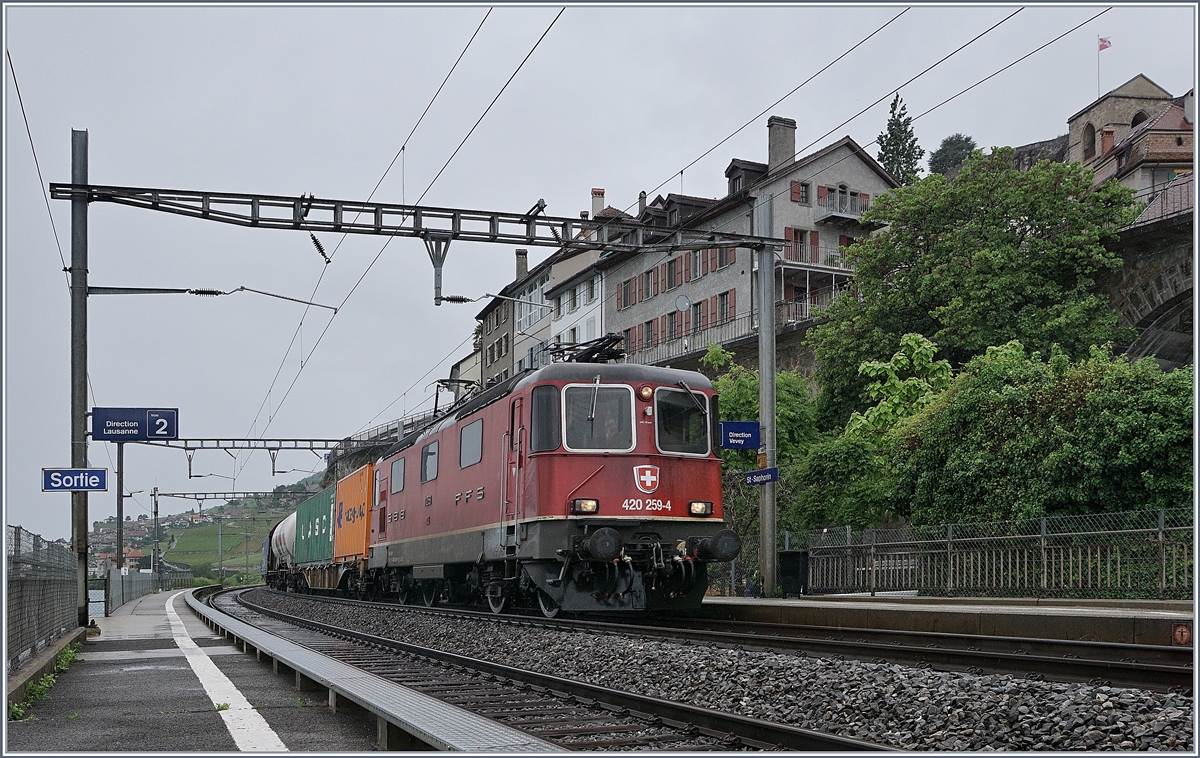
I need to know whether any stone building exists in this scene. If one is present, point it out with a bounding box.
[1090,93,1193,202]
[1066,74,1177,167]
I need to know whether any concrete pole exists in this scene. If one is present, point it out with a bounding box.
[756,239,778,598]
[116,442,124,570]
[218,518,223,585]
[70,129,89,628]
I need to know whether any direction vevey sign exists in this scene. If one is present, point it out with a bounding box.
[719,421,760,449]
[43,468,109,492]
[92,407,179,441]
[743,467,779,486]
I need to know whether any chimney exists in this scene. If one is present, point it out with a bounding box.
[767,115,797,173]
[1185,91,1195,125]
[1100,127,1115,155]
[515,248,528,280]
[591,188,605,219]
[638,190,647,215]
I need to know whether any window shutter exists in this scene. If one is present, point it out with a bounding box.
[637,274,643,303]
[839,234,849,249]
[651,268,658,296]
[817,185,828,202]
[809,230,819,256]
[683,309,690,335]
[728,288,736,318]
[660,263,667,287]
[701,249,709,275]
[860,193,869,209]
[710,295,717,324]
[790,180,801,202]
[683,255,691,283]
[784,227,794,258]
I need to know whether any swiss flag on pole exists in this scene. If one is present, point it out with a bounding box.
[1098,37,1112,51]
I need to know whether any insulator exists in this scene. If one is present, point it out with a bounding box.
[310,233,330,263]
[189,289,222,297]
[440,294,473,304]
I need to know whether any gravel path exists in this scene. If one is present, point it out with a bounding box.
[245,591,1194,751]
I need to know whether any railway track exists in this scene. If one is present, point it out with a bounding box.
[255,590,1192,692]
[211,589,888,751]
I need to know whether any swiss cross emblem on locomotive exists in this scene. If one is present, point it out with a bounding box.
[633,465,660,494]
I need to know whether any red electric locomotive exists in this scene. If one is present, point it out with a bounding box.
[360,355,740,616]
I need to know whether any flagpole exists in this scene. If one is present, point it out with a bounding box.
[1097,35,1100,99]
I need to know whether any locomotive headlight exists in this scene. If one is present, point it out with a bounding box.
[638,385,654,401]
[689,501,714,516]
[572,498,600,514]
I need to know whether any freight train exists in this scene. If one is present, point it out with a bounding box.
[262,347,741,616]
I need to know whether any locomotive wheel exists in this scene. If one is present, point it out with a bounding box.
[397,584,411,605]
[486,589,507,614]
[422,581,439,608]
[537,589,560,619]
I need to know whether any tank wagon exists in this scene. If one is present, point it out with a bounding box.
[264,357,741,616]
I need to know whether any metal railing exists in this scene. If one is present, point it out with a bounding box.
[813,192,867,221]
[805,509,1194,599]
[6,526,77,674]
[781,242,854,271]
[101,568,194,616]
[632,312,757,365]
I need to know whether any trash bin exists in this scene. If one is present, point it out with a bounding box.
[778,550,808,597]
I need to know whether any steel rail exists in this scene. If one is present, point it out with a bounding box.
[234,591,891,751]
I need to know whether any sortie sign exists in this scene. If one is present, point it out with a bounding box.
[43,468,109,492]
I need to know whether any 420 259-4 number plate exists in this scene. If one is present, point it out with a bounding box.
[621,498,672,512]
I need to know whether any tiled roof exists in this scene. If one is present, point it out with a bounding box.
[1111,103,1189,154]
[1129,173,1193,228]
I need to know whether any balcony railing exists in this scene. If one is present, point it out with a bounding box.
[782,242,854,271]
[626,287,848,365]
[813,192,866,222]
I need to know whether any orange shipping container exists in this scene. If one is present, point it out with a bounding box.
[333,463,373,563]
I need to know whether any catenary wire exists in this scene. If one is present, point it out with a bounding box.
[237,8,495,457]
[6,49,69,288]
[237,7,564,474]
[575,6,1113,349]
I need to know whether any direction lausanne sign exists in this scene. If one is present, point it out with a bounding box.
[92,407,178,441]
[43,468,108,492]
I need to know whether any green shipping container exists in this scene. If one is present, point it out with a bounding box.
[294,486,335,566]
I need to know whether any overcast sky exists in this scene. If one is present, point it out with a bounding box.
[4,3,1195,540]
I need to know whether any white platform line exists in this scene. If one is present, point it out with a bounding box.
[166,592,289,752]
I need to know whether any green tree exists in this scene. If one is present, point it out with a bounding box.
[808,147,1139,429]
[888,343,1193,524]
[876,94,924,185]
[699,345,818,542]
[928,133,977,175]
[846,333,953,435]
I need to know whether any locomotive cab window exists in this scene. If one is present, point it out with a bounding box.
[390,458,404,493]
[530,384,561,452]
[420,441,439,482]
[563,384,634,451]
[655,387,710,455]
[460,419,483,468]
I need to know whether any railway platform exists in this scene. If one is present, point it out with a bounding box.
[5,588,379,752]
[6,587,547,752]
[697,595,1194,647]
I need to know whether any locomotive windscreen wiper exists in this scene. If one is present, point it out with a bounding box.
[587,374,601,432]
[677,381,707,415]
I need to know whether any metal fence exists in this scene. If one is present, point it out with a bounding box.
[101,568,194,617]
[6,526,77,675]
[805,509,1194,599]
